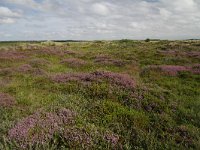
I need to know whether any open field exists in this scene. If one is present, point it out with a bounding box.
[0,40,199,149]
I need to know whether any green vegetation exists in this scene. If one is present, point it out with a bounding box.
[0,40,199,149]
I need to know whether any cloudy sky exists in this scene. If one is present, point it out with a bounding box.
[0,0,200,41]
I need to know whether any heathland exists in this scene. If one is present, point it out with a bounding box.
[0,40,199,149]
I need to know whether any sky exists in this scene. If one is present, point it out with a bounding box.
[0,0,200,41]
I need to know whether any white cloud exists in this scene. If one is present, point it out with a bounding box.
[91,3,110,16]
[0,18,15,24]
[0,6,21,17]
[0,7,22,24]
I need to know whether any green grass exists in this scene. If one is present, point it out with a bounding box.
[0,40,200,149]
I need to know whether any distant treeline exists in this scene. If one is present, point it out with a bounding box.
[0,39,199,44]
[0,40,90,44]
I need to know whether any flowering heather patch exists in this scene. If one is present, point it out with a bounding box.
[16,64,46,76]
[62,127,120,148]
[28,58,50,68]
[159,50,183,56]
[32,68,47,76]
[61,58,86,67]
[17,64,33,73]
[158,65,190,76]
[191,64,200,69]
[0,68,13,76]
[186,51,200,58]
[143,65,200,76]
[39,48,82,57]
[0,92,15,107]
[8,108,76,147]
[159,50,200,58]
[94,55,111,60]
[92,71,135,89]
[38,49,62,56]
[94,55,125,66]
[0,51,27,60]
[104,132,120,146]
[0,65,45,76]
[52,71,135,89]
[0,78,11,87]
[33,46,64,56]
[51,73,89,83]
[63,50,77,55]
[0,79,6,87]
[62,127,92,147]
[191,64,200,74]
[43,49,63,56]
